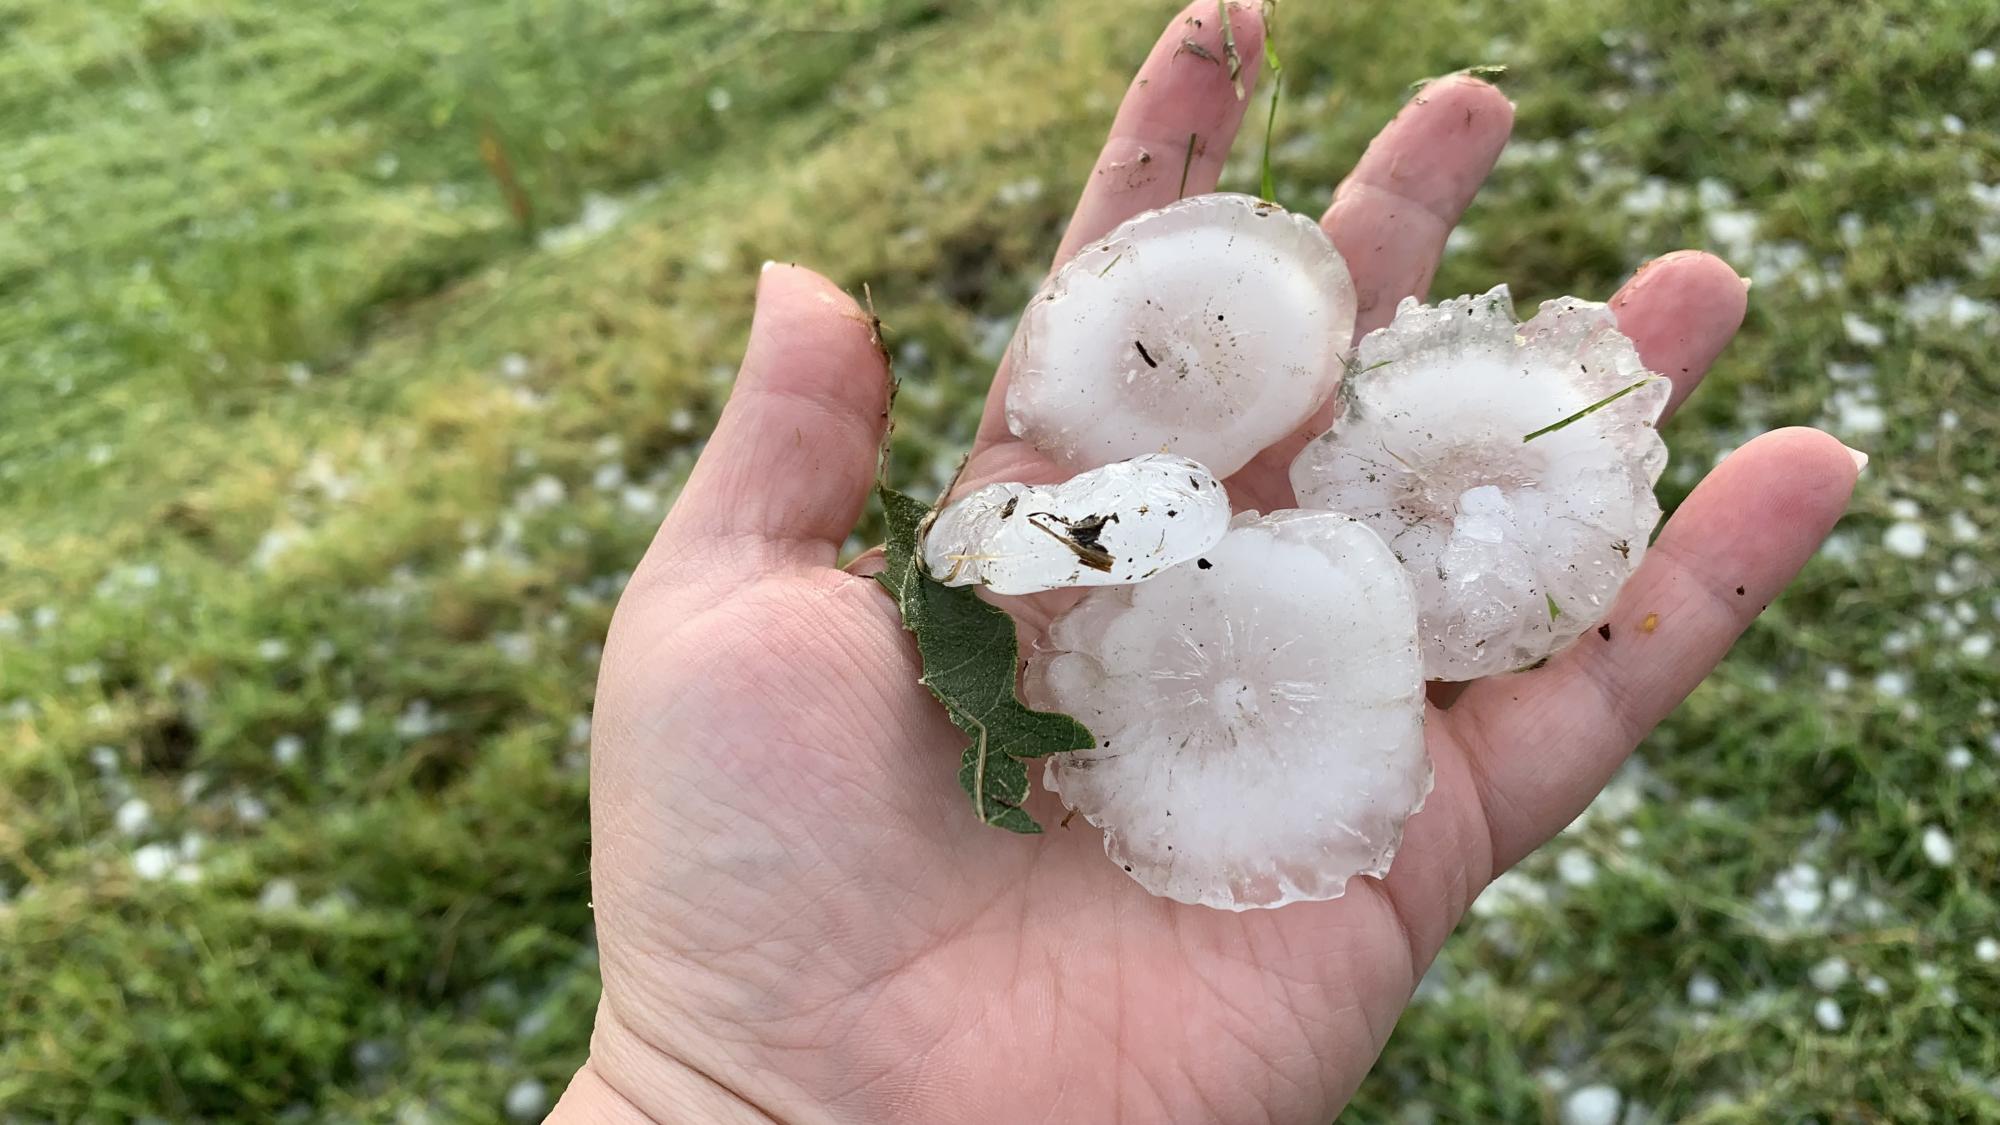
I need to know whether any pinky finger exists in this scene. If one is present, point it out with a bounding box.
[1445,427,1864,868]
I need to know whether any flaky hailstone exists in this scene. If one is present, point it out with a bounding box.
[921,454,1230,595]
[1027,511,1430,910]
[1289,286,1669,681]
[1005,193,1357,477]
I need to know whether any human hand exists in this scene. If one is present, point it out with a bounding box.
[554,4,1861,1122]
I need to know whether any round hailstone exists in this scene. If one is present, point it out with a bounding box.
[921,454,1230,595]
[1005,192,1357,477]
[1027,510,1429,910]
[1289,285,1670,681]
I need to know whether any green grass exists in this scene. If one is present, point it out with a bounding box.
[2,0,1997,1119]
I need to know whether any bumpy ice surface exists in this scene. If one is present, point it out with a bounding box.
[920,454,1230,595]
[1005,193,1357,477]
[1027,511,1430,910]
[1289,286,1669,681]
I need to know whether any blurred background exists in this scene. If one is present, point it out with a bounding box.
[2,0,1996,1120]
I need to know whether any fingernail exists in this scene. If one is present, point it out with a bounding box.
[761,259,779,273]
[1738,274,1754,290]
[1841,443,1869,474]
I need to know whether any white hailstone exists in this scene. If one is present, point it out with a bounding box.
[1559,1084,1622,1125]
[504,1078,549,1122]
[1809,956,1851,991]
[132,843,177,881]
[1842,313,1886,348]
[921,455,1230,594]
[273,734,305,767]
[1291,286,1668,680]
[1921,825,1956,866]
[1814,997,1846,1031]
[1006,193,1357,477]
[114,797,153,837]
[1976,937,1999,964]
[328,700,364,735]
[258,878,301,911]
[1556,849,1600,887]
[1873,670,1911,698]
[1687,972,1723,1007]
[1027,511,1428,910]
[1884,521,1928,558]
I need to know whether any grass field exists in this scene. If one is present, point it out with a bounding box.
[2,0,1997,1120]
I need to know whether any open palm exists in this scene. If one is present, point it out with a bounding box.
[557,5,1859,1122]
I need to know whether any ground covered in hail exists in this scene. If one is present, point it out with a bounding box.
[0,0,1995,1119]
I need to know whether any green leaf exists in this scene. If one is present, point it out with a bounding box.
[1547,593,1562,621]
[875,484,1096,833]
[1520,377,1660,443]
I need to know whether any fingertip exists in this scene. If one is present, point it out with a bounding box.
[1411,74,1517,129]
[650,261,892,577]
[1220,0,1268,66]
[1342,75,1515,217]
[1609,250,1749,417]
[1729,425,1863,511]
[1617,250,1750,330]
[744,264,888,405]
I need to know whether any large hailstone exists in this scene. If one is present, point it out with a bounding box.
[920,454,1230,594]
[1027,510,1430,910]
[1005,193,1357,477]
[1289,285,1670,681]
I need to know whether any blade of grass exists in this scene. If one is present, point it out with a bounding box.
[1257,4,1283,201]
[1521,377,1658,443]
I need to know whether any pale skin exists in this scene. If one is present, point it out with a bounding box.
[554,4,1863,1122]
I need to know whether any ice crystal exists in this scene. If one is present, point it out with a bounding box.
[921,455,1230,594]
[1290,286,1669,680]
[1027,511,1429,909]
[1006,193,1356,477]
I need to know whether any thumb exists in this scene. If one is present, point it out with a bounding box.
[645,262,892,581]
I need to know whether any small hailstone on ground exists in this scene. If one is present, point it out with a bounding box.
[1556,849,1599,887]
[114,797,153,837]
[1028,511,1428,909]
[1814,997,1846,1031]
[921,454,1229,594]
[1291,286,1668,680]
[328,700,364,735]
[504,1078,549,1122]
[1921,825,1956,866]
[1843,313,1886,347]
[1559,1084,1622,1125]
[1884,521,1928,558]
[1975,937,1999,964]
[1006,193,1357,476]
[1809,956,1850,991]
[132,843,177,881]
[258,878,301,911]
[1687,972,1723,1007]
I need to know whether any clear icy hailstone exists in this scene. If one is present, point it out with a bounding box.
[1290,285,1669,681]
[1027,510,1429,910]
[1005,193,1357,477]
[921,454,1229,594]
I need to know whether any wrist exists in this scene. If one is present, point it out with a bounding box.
[550,1009,781,1125]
